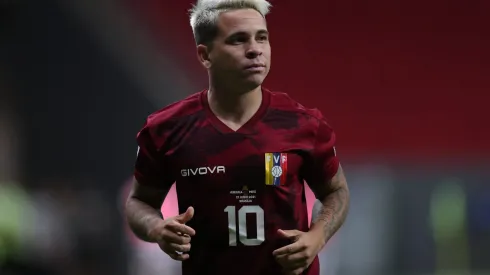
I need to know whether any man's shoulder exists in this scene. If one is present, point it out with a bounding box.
[145,91,205,129]
[267,89,324,121]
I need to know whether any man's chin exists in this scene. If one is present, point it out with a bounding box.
[243,75,266,88]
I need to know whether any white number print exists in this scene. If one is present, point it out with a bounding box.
[224,205,265,246]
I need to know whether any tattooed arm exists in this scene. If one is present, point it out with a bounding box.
[311,199,323,224]
[126,178,169,242]
[309,165,350,246]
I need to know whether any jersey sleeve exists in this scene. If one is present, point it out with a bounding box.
[304,115,340,189]
[134,121,174,189]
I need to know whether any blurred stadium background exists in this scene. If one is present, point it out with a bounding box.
[1,0,490,275]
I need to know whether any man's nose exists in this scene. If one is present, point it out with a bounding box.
[245,42,263,59]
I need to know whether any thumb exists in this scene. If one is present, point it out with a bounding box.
[277,229,302,240]
[175,206,194,224]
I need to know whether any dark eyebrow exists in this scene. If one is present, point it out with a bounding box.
[229,31,249,37]
[228,29,269,37]
[257,29,269,36]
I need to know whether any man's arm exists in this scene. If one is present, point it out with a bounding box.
[309,165,350,246]
[125,178,170,243]
[311,199,323,224]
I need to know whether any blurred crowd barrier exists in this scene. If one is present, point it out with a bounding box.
[1,163,489,275]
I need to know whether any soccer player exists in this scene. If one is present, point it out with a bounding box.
[125,0,350,274]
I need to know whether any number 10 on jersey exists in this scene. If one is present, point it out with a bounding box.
[224,205,265,246]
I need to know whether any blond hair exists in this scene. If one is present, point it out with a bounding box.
[189,0,272,46]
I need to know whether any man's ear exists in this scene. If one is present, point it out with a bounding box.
[197,44,211,69]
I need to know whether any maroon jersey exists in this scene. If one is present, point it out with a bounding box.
[134,89,339,275]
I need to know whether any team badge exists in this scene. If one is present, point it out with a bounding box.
[265,153,288,186]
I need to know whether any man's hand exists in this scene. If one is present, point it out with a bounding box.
[148,206,196,261]
[272,229,323,275]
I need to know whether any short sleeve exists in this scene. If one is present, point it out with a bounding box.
[304,116,340,189]
[134,121,175,189]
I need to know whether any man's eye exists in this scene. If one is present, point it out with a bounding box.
[232,37,247,44]
[257,35,268,41]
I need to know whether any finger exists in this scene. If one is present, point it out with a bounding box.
[161,230,192,245]
[167,221,196,236]
[168,242,191,253]
[168,252,190,261]
[277,229,302,241]
[273,242,304,257]
[278,252,307,264]
[286,267,305,275]
[175,206,195,224]
[275,253,300,263]
[275,253,306,270]
[159,243,191,261]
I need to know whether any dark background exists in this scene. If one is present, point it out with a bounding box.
[1,1,488,275]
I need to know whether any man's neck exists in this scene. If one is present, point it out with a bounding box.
[207,85,263,126]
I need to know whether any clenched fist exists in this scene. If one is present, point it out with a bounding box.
[148,206,196,261]
[273,229,323,275]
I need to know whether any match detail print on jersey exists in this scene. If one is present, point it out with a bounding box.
[265,153,288,186]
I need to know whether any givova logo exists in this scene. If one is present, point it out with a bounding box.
[181,166,226,177]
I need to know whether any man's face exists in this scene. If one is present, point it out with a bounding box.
[207,9,271,90]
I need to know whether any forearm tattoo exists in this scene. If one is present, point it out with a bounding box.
[313,166,350,241]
